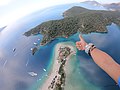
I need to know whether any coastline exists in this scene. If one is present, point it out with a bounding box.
[39,42,76,90]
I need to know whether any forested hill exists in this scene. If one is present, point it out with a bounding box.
[24,6,120,46]
[63,6,90,17]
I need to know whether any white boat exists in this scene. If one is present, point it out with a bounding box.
[28,72,37,77]
[38,38,40,41]
[43,68,47,72]
[13,48,16,52]
[34,42,38,46]
[30,48,33,51]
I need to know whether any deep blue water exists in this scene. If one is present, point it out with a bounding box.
[77,24,120,90]
[0,3,120,90]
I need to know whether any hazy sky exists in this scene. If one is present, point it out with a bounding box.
[0,0,120,27]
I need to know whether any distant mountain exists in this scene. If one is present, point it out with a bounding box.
[81,0,102,6]
[80,0,106,10]
[0,26,7,32]
[103,3,120,11]
[82,0,120,11]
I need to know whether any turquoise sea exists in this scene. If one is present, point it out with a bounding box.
[0,3,120,90]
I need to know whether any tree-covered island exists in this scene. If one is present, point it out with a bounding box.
[24,6,120,46]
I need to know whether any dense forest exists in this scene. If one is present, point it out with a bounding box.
[24,6,120,46]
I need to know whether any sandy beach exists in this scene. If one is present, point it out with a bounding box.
[40,42,76,90]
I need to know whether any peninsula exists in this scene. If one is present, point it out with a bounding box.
[40,42,76,90]
[24,6,120,46]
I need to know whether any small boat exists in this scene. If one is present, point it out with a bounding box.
[34,42,38,46]
[38,38,40,41]
[30,48,33,51]
[39,78,41,81]
[28,72,37,77]
[43,68,46,72]
[13,48,16,52]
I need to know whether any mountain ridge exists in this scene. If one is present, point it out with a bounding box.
[81,0,120,11]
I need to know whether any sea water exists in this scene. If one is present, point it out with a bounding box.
[0,3,120,90]
[33,24,120,90]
